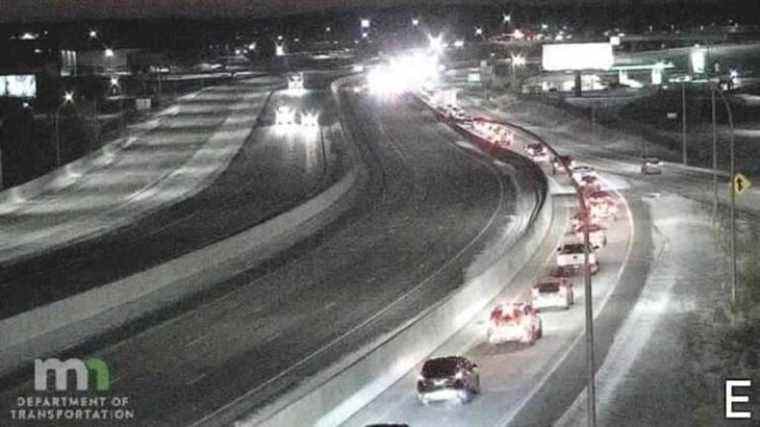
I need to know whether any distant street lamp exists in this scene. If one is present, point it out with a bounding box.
[412,18,419,27]
[110,77,126,133]
[55,92,75,167]
[475,27,483,37]
[361,18,371,29]
[104,48,114,58]
[428,33,444,55]
[503,14,511,24]
[511,53,526,91]
[89,30,98,39]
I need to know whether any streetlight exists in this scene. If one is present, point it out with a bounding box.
[55,92,75,167]
[511,53,526,92]
[361,18,371,29]
[707,84,737,309]
[412,18,419,27]
[428,33,444,55]
[89,30,98,39]
[104,48,114,58]
[475,27,483,37]
[110,76,126,134]
[503,13,511,24]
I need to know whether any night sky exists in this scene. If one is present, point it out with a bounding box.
[0,0,747,23]
[0,0,447,22]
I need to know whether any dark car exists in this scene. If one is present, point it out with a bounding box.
[416,356,480,404]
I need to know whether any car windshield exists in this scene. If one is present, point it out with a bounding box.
[560,244,586,254]
[537,282,560,293]
[422,357,459,378]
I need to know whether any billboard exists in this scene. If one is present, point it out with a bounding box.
[0,75,37,98]
[542,43,614,71]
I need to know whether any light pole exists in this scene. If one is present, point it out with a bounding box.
[714,87,737,309]
[711,85,718,222]
[682,81,688,165]
[707,83,738,309]
[511,53,525,93]
[111,76,125,134]
[55,92,75,167]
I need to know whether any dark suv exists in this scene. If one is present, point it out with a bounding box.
[416,356,480,404]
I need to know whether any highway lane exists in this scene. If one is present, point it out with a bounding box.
[344,116,644,427]
[0,87,344,323]
[0,82,537,426]
[0,78,277,261]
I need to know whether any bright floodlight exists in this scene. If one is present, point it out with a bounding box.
[361,19,371,29]
[690,48,706,74]
[275,106,296,126]
[511,54,526,67]
[104,48,115,58]
[275,44,285,56]
[503,14,511,23]
[368,52,440,96]
[63,92,74,103]
[301,112,319,127]
[428,34,444,54]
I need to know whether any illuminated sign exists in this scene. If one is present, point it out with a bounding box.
[0,75,37,98]
[542,43,614,71]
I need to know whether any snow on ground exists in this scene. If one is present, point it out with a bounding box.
[460,86,760,425]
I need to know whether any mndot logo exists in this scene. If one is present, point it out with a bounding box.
[34,358,110,392]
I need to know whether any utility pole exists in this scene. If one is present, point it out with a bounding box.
[711,86,718,222]
[583,205,596,427]
[726,92,737,310]
[713,87,738,312]
[682,82,688,165]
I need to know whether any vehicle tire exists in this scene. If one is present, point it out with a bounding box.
[537,320,543,339]
[524,328,534,345]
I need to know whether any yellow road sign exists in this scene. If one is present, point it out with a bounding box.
[733,173,752,195]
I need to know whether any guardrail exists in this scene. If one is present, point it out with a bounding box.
[234,85,554,427]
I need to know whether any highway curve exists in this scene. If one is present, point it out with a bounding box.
[0,81,541,426]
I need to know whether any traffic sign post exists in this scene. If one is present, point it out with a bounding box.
[733,173,752,195]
